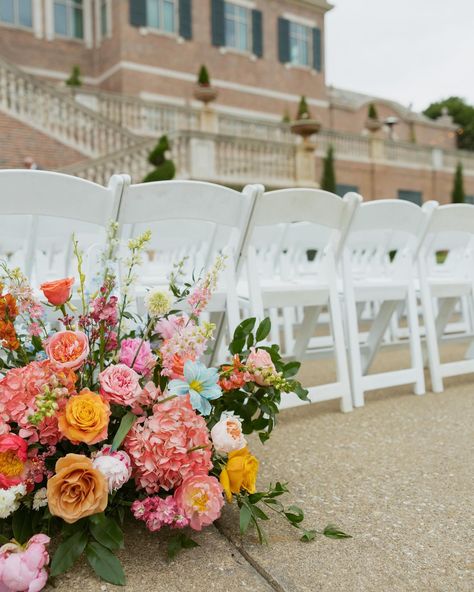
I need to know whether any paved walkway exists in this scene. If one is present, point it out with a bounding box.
[51,351,474,592]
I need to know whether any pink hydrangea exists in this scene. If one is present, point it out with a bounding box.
[119,338,156,375]
[0,361,74,446]
[124,396,212,494]
[0,533,50,592]
[174,475,224,531]
[99,364,142,407]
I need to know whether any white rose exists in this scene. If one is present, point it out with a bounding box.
[92,449,132,492]
[211,416,247,455]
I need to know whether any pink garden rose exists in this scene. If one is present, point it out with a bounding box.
[99,364,141,407]
[211,415,247,455]
[0,534,50,592]
[174,475,224,531]
[119,338,156,375]
[246,347,277,386]
[45,330,89,371]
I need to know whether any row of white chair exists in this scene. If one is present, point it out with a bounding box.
[1,170,473,413]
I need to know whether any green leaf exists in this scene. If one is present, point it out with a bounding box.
[50,530,89,577]
[259,432,270,444]
[282,361,300,378]
[239,504,253,534]
[111,411,136,451]
[300,529,317,542]
[236,317,256,337]
[323,525,352,539]
[0,535,10,545]
[89,514,124,551]
[255,318,271,342]
[294,383,309,401]
[12,506,33,544]
[251,506,269,521]
[246,332,255,348]
[86,541,126,586]
[167,533,199,560]
[284,505,304,524]
[229,337,246,355]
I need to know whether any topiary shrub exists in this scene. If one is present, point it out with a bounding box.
[197,65,211,86]
[368,103,378,120]
[451,162,465,203]
[143,135,176,183]
[296,96,311,120]
[320,145,337,193]
[66,65,82,88]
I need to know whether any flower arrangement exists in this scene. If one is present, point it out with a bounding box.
[0,226,348,589]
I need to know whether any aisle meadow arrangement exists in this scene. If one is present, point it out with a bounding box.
[0,225,349,589]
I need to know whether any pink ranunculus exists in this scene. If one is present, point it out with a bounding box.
[0,533,50,592]
[0,434,28,489]
[119,338,156,375]
[174,475,224,531]
[98,364,142,407]
[246,347,277,386]
[45,330,89,371]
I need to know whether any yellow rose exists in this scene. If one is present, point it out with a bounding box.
[58,389,110,445]
[219,447,259,503]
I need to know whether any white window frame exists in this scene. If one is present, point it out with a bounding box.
[224,1,252,54]
[0,0,34,30]
[52,0,84,40]
[288,20,312,68]
[95,0,111,44]
[46,0,92,46]
[145,0,178,36]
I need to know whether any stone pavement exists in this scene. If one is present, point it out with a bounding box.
[50,350,474,592]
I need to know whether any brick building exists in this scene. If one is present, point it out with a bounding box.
[0,0,473,201]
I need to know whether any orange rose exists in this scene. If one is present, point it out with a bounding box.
[58,389,110,445]
[40,277,74,306]
[47,454,108,523]
[219,447,259,503]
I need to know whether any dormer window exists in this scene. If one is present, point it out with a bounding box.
[0,0,33,28]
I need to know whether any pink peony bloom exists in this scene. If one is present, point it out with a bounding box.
[92,446,132,492]
[174,475,224,531]
[119,338,156,375]
[45,330,89,371]
[211,415,247,455]
[124,396,212,494]
[99,364,142,407]
[246,347,277,386]
[0,533,50,592]
[0,434,28,489]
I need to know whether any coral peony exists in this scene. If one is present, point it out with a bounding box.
[92,446,132,492]
[0,434,27,489]
[246,347,277,386]
[174,475,224,531]
[40,277,74,306]
[124,396,212,494]
[119,338,156,375]
[58,389,110,445]
[211,414,247,455]
[47,454,108,523]
[0,534,50,592]
[98,364,141,407]
[45,330,89,371]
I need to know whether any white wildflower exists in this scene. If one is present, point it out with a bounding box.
[0,484,26,519]
[32,487,48,511]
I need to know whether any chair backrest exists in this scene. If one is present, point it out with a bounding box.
[0,170,126,281]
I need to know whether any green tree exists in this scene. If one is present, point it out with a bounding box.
[424,97,474,151]
[197,65,210,85]
[143,135,176,183]
[65,65,82,88]
[368,103,378,120]
[321,146,336,193]
[296,96,311,120]
[451,162,465,203]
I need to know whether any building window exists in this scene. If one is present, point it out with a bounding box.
[336,184,359,197]
[0,0,32,28]
[54,0,83,39]
[398,190,422,206]
[146,0,176,34]
[224,2,251,52]
[100,0,107,36]
[289,21,311,67]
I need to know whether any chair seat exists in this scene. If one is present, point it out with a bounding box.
[238,277,330,308]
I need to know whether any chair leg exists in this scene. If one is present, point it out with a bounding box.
[292,305,322,360]
[406,285,425,395]
[328,284,352,413]
[419,282,444,393]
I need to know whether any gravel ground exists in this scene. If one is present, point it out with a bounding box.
[50,346,474,592]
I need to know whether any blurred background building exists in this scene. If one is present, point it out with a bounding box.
[0,0,472,201]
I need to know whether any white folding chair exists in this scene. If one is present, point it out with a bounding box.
[342,199,436,407]
[116,179,261,340]
[240,188,361,412]
[0,170,126,285]
[418,203,474,392]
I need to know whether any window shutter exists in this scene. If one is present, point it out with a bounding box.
[130,0,147,27]
[312,27,322,71]
[179,0,192,39]
[252,9,263,57]
[211,0,225,47]
[277,17,290,63]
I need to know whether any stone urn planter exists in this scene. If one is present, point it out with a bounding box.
[366,118,383,132]
[290,118,321,138]
[193,83,218,105]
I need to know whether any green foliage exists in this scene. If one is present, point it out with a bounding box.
[143,135,176,183]
[86,541,126,586]
[50,529,89,577]
[424,97,474,151]
[65,65,82,88]
[296,96,311,120]
[167,532,199,559]
[197,65,211,85]
[367,103,378,120]
[282,108,291,123]
[321,145,337,193]
[111,411,136,451]
[452,162,465,203]
[12,506,33,544]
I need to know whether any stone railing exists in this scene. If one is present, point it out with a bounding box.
[60,130,296,187]
[0,57,137,157]
[317,129,371,161]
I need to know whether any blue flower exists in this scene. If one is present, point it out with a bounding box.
[168,361,222,416]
